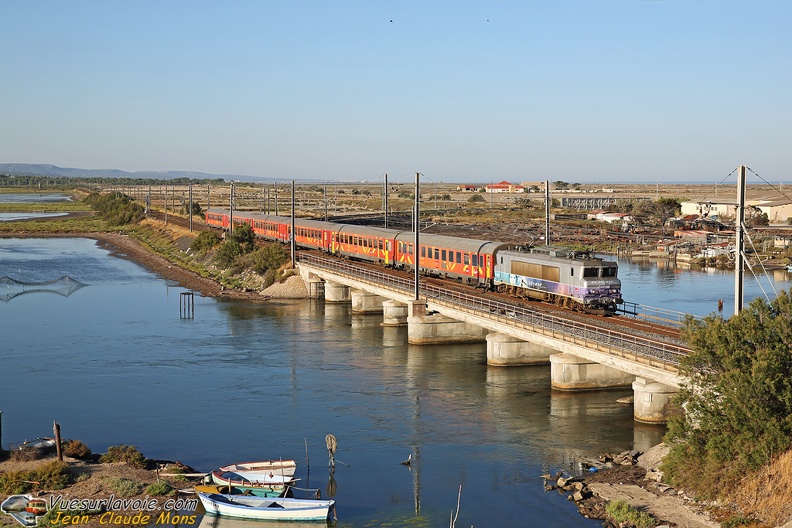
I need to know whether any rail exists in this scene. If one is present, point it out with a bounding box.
[298,253,688,372]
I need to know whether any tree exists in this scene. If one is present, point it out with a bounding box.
[663,292,792,498]
[229,222,256,253]
[746,205,769,226]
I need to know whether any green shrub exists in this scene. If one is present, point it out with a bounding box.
[0,469,32,494]
[238,243,288,275]
[228,222,256,252]
[101,477,144,496]
[467,194,485,203]
[215,240,243,267]
[0,461,71,494]
[190,230,221,253]
[604,500,655,528]
[145,480,173,496]
[62,439,92,459]
[721,515,758,528]
[35,460,72,489]
[84,192,145,225]
[100,445,147,469]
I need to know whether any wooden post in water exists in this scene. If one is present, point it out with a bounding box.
[53,421,62,461]
[180,292,194,319]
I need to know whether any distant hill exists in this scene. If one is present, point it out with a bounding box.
[0,163,277,182]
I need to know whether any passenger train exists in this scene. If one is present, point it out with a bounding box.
[206,209,623,313]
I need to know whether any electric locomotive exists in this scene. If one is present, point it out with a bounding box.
[493,246,622,312]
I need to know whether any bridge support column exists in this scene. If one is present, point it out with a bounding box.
[407,300,488,345]
[351,290,385,313]
[297,267,324,299]
[324,281,351,303]
[382,300,408,326]
[550,353,635,390]
[632,377,679,424]
[486,333,553,366]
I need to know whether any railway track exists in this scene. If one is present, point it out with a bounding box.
[300,250,690,358]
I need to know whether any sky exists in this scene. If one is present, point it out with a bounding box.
[1,1,790,184]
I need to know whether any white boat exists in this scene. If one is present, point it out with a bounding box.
[210,469,295,487]
[217,460,297,478]
[210,460,298,489]
[17,437,56,451]
[1,495,47,527]
[196,492,335,522]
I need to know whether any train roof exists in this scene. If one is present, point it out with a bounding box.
[500,245,618,265]
[336,224,403,238]
[395,232,507,254]
[208,209,350,231]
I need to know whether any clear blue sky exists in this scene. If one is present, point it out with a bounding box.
[1,1,789,184]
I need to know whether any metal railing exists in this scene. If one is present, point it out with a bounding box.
[299,253,688,372]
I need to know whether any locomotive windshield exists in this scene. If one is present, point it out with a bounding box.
[583,266,618,278]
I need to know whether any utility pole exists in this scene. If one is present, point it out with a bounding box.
[383,173,389,229]
[188,183,193,232]
[291,181,296,268]
[229,181,234,235]
[734,165,746,315]
[545,180,550,245]
[414,172,421,301]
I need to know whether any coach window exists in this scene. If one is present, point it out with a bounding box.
[434,248,439,259]
[421,246,426,257]
[457,252,461,264]
[464,254,470,265]
[442,249,447,261]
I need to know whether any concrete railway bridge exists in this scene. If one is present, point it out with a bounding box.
[297,253,689,424]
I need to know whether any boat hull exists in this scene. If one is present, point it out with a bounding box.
[197,493,334,522]
[194,484,285,499]
[218,460,296,478]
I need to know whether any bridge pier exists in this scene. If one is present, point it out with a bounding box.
[351,289,385,314]
[632,377,679,424]
[486,333,553,366]
[549,353,635,391]
[324,281,351,303]
[382,300,408,326]
[407,300,488,345]
[298,267,325,299]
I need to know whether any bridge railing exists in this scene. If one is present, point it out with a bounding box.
[299,253,687,371]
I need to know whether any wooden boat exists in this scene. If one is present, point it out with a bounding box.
[18,437,56,451]
[196,491,335,522]
[217,460,297,478]
[194,484,286,499]
[210,469,296,488]
[1,495,46,527]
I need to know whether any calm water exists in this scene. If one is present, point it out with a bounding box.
[1,233,788,526]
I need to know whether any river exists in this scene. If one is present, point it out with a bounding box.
[1,230,789,527]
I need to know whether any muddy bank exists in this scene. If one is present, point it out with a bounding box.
[2,232,270,301]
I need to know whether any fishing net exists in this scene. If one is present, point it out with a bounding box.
[0,275,88,302]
